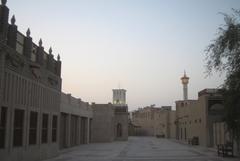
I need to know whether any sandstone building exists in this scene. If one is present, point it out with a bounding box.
[60,93,92,149]
[0,1,62,160]
[175,88,224,146]
[91,89,128,142]
[175,72,226,147]
[131,106,176,138]
[130,72,230,151]
[175,72,239,155]
[112,89,128,141]
[0,1,96,161]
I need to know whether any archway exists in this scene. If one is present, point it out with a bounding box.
[117,123,122,137]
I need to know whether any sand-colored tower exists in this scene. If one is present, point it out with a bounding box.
[112,89,126,106]
[181,71,189,100]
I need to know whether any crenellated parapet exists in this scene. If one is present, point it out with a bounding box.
[0,0,62,90]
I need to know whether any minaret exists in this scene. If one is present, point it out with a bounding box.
[181,71,189,100]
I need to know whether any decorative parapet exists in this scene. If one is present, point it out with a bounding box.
[0,1,61,77]
[61,92,93,118]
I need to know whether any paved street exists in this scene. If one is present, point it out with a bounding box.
[44,137,238,161]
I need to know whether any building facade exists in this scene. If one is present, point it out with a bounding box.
[60,93,92,149]
[0,2,95,161]
[91,103,115,142]
[91,89,128,142]
[0,1,62,161]
[131,106,176,138]
[176,72,226,147]
[175,89,225,147]
[114,105,128,141]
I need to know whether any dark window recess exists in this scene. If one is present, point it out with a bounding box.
[13,109,24,146]
[29,111,38,145]
[41,114,48,143]
[0,107,7,148]
[184,128,187,140]
[180,128,182,139]
[52,115,57,142]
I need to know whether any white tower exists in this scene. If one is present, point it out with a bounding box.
[112,89,126,106]
[181,71,189,100]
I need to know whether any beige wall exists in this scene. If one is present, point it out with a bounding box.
[91,104,129,142]
[132,107,155,136]
[176,99,208,146]
[213,122,228,147]
[91,103,115,142]
[131,106,175,138]
[0,43,61,161]
[114,106,128,141]
[169,111,176,139]
[153,109,168,137]
[60,93,92,118]
[59,93,92,148]
[175,89,224,147]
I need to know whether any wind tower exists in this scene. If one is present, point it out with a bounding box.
[112,88,128,141]
[112,88,126,106]
[181,71,189,100]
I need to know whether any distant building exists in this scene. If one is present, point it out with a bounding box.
[131,106,176,138]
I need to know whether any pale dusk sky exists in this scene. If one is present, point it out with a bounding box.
[7,0,240,110]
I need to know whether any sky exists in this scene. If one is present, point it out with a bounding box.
[6,0,240,111]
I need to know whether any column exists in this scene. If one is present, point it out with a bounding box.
[0,50,5,107]
[76,116,81,145]
[66,114,71,147]
[86,118,90,144]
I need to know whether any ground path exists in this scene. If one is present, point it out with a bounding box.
[44,137,238,161]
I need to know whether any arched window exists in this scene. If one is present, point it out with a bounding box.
[117,123,122,137]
